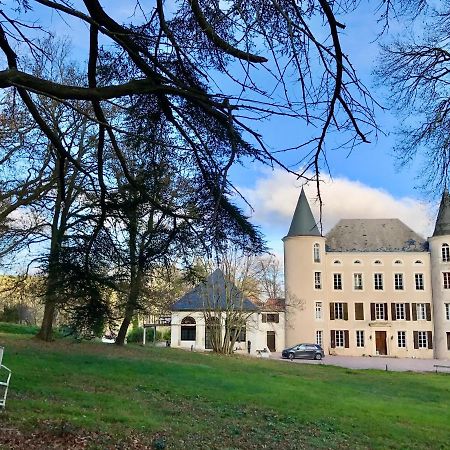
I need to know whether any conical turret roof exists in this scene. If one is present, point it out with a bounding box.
[286,188,320,237]
[433,189,450,236]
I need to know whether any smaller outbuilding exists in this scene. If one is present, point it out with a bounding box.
[170,269,285,355]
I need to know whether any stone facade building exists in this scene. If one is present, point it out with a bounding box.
[284,189,450,359]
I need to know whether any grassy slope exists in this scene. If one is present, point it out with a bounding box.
[1,331,450,449]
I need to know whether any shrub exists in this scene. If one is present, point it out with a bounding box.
[0,322,40,335]
[127,327,163,343]
[162,329,171,341]
[126,327,144,343]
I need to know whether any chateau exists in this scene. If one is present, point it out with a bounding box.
[284,188,450,359]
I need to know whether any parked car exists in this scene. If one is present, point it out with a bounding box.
[281,343,325,360]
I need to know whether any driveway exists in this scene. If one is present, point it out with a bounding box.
[270,352,450,373]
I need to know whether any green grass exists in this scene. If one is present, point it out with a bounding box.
[1,332,450,449]
[0,322,40,335]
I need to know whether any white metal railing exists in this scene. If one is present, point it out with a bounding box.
[0,346,12,410]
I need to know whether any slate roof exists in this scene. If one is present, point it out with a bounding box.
[171,269,258,311]
[433,189,450,236]
[286,188,321,237]
[325,219,428,253]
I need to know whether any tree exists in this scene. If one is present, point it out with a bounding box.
[199,251,259,355]
[376,1,450,191]
[0,0,380,212]
[0,38,100,340]
[253,255,284,301]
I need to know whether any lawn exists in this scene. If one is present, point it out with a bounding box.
[1,328,450,449]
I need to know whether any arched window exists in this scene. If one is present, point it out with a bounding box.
[394,260,402,265]
[205,317,220,349]
[374,260,382,265]
[181,316,196,341]
[414,260,423,265]
[333,260,342,264]
[442,244,450,262]
[313,243,321,263]
[354,260,361,264]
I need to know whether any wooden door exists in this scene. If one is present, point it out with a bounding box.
[267,331,276,352]
[375,331,387,355]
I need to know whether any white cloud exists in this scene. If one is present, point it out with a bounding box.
[240,169,436,241]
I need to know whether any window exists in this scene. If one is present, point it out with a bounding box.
[315,302,323,320]
[415,273,424,290]
[353,273,363,290]
[374,260,382,265]
[416,303,426,320]
[314,272,322,289]
[444,272,450,289]
[262,313,279,323]
[335,330,345,347]
[446,303,450,321]
[356,330,364,347]
[354,260,361,264]
[442,243,450,262]
[229,326,246,342]
[334,302,344,320]
[396,303,406,320]
[414,260,423,264]
[355,303,364,320]
[205,317,220,349]
[313,243,321,263]
[333,273,342,290]
[394,273,404,290]
[397,331,406,348]
[417,331,428,349]
[316,330,323,347]
[227,319,246,342]
[375,303,386,320]
[374,273,383,290]
[181,316,196,341]
[333,260,342,265]
[394,260,402,265]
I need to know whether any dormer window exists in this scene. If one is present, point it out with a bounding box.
[442,244,450,263]
[313,243,321,263]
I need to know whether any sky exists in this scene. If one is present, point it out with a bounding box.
[1,1,440,265]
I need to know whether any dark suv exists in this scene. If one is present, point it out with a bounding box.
[281,343,325,360]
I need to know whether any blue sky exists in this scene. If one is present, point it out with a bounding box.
[2,1,439,261]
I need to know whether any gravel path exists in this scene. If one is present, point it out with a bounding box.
[271,352,450,373]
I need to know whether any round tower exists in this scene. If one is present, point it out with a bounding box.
[429,189,450,359]
[283,188,326,347]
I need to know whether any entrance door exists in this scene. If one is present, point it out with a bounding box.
[375,331,387,355]
[267,331,276,352]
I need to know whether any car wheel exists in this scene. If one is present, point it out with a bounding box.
[314,353,322,360]
[289,353,295,361]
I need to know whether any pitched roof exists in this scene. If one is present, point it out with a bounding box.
[325,219,428,253]
[433,189,450,236]
[171,269,258,311]
[254,297,286,312]
[286,188,320,237]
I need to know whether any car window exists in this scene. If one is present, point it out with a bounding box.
[298,345,306,350]
[306,345,316,350]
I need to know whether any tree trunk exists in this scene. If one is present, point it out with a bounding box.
[115,267,143,346]
[36,164,64,342]
[36,299,57,341]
